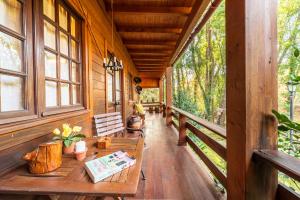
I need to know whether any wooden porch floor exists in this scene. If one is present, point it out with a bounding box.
[128,113,225,200]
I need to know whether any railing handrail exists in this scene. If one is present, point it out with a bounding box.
[254,150,300,182]
[170,106,226,139]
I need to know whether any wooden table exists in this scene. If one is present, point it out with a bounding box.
[0,138,144,199]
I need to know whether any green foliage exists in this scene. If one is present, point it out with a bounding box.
[140,88,159,103]
[173,2,226,125]
[62,134,85,147]
[173,90,199,116]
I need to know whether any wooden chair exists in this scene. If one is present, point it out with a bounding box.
[94,112,146,181]
[94,112,144,138]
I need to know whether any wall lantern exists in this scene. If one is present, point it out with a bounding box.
[102,0,123,71]
[103,54,123,71]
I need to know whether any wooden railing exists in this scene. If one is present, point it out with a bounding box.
[168,106,300,199]
[168,106,227,188]
[254,150,300,199]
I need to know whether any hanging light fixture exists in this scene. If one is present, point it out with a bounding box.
[103,0,123,71]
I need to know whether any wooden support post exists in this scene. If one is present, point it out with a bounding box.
[165,66,173,126]
[178,113,187,146]
[159,79,163,112]
[226,0,278,199]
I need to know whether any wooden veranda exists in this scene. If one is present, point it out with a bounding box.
[0,0,299,199]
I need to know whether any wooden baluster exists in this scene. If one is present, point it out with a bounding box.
[178,113,187,146]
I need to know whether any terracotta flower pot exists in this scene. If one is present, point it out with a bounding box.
[75,149,87,161]
[63,142,75,154]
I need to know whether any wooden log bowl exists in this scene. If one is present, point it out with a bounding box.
[23,141,62,174]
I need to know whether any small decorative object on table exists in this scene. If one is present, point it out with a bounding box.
[23,141,62,174]
[97,137,111,149]
[75,140,87,161]
[52,124,86,154]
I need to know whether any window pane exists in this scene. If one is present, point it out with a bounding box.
[45,81,57,107]
[108,73,113,102]
[70,16,77,38]
[44,20,56,50]
[59,5,68,30]
[0,32,23,72]
[115,71,120,90]
[71,62,79,82]
[60,57,69,80]
[59,31,68,55]
[71,40,78,60]
[61,83,70,105]
[116,91,120,102]
[0,0,22,33]
[43,0,55,21]
[0,75,24,111]
[72,84,79,104]
[44,51,56,78]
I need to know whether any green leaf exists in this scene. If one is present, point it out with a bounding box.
[278,125,290,132]
[64,139,73,147]
[294,48,300,58]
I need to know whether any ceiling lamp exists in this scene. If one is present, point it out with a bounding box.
[103,0,123,71]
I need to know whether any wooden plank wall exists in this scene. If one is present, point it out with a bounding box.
[0,0,138,178]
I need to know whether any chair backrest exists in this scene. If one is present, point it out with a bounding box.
[94,112,124,137]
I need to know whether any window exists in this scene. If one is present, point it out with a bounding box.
[128,73,133,100]
[0,0,34,121]
[42,0,82,113]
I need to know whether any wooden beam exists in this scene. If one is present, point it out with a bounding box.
[124,40,177,46]
[135,63,166,66]
[106,6,192,16]
[133,58,169,62]
[226,0,278,199]
[170,0,210,64]
[127,46,174,50]
[131,55,170,59]
[130,53,171,56]
[129,49,172,54]
[118,26,182,34]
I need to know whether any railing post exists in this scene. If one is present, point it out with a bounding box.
[226,0,278,199]
[165,66,172,125]
[166,107,172,126]
[178,113,187,146]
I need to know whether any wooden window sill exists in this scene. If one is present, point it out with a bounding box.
[0,109,89,136]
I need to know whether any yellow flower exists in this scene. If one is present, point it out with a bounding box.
[62,124,72,138]
[73,126,82,133]
[62,123,70,131]
[53,128,61,135]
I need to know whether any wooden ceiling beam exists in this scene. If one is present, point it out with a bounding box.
[123,40,177,46]
[134,62,168,65]
[131,55,170,59]
[106,6,192,16]
[133,58,169,61]
[118,26,182,34]
[127,46,174,50]
[129,49,172,54]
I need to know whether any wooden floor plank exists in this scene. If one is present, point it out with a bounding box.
[127,113,225,200]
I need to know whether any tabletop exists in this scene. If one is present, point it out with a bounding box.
[0,137,144,198]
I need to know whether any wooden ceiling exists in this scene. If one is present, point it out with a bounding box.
[103,0,206,78]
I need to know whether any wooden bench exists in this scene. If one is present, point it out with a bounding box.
[94,112,144,137]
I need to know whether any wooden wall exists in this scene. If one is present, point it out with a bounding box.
[140,78,160,88]
[0,0,138,177]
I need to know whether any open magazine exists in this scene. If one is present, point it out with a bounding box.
[84,150,136,183]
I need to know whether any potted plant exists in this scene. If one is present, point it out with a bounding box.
[52,124,86,154]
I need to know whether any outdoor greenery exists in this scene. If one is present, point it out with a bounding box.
[172,0,300,194]
[140,88,159,103]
